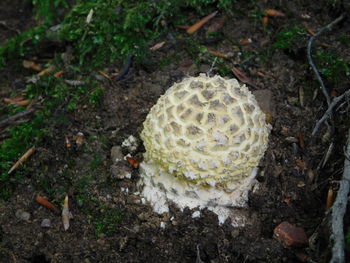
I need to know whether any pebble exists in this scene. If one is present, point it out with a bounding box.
[253,89,275,117]
[273,221,308,247]
[192,211,201,218]
[160,222,166,229]
[41,218,51,228]
[110,165,132,179]
[15,209,31,221]
[110,146,124,164]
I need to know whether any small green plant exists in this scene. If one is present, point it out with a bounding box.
[89,88,104,106]
[337,34,350,46]
[315,49,349,84]
[89,154,104,170]
[94,206,123,236]
[77,191,123,237]
[0,26,47,68]
[32,0,70,25]
[273,25,306,51]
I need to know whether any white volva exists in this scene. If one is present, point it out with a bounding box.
[138,74,271,224]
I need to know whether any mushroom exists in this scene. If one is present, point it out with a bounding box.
[138,74,271,224]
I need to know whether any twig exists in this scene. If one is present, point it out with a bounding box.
[0,108,36,128]
[329,128,350,263]
[312,89,350,136]
[206,57,217,76]
[8,147,36,174]
[196,244,204,263]
[307,14,345,106]
[113,54,133,81]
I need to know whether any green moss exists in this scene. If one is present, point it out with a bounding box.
[32,0,70,25]
[94,206,123,236]
[273,25,306,51]
[0,26,47,68]
[315,49,349,84]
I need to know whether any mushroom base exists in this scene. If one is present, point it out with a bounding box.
[138,161,258,226]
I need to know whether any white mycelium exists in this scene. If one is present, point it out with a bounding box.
[138,74,271,224]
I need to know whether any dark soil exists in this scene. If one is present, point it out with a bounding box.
[1,1,350,263]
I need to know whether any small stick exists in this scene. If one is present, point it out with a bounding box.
[206,57,217,76]
[187,11,218,34]
[312,89,350,136]
[0,108,36,128]
[307,14,345,107]
[330,128,350,263]
[113,54,133,81]
[8,147,35,174]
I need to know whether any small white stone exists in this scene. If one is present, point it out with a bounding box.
[15,210,30,222]
[41,218,51,228]
[192,211,201,218]
[160,222,166,229]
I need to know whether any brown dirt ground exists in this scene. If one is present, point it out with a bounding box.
[1,1,350,263]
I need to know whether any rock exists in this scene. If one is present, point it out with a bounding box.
[253,89,275,117]
[111,146,124,164]
[15,209,31,221]
[110,164,132,179]
[192,211,201,218]
[273,221,308,247]
[41,218,51,228]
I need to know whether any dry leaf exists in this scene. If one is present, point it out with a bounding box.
[86,8,94,24]
[305,26,315,36]
[126,157,139,169]
[149,41,166,51]
[65,135,72,148]
[295,159,307,170]
[176,25,190,30]
[187,11,218,34]
[240,39,252,45]
[297,181,306,187]
[231,67,258,89]
[62,195,72,231]
[97,70,111,79]
[262,16,269,24]
[23,60,42,71]
[283,197,292,205]
[35,195,58,211]
[3,97,30,107]
[8,147,35,174]
[326,187,334,210]
[54,70,64,78]
[37,66,55,77]
[298,133,305,149]
[75,132,85,147]
[307,169,316,182]
[264,9,286,17]
[207,50,230,59]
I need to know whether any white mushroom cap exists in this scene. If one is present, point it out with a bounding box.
[139,74,271,224]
